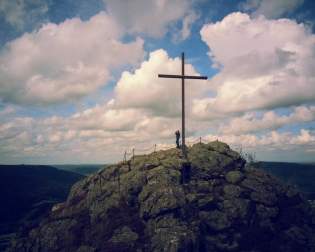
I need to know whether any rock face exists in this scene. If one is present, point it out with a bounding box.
[9,142,315,252]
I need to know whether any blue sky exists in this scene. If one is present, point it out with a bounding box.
[0,0,315,164]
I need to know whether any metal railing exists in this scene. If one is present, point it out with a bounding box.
[96,137,214,194]
[122,136,205,164]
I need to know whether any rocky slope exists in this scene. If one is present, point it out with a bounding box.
[8,142,315,252]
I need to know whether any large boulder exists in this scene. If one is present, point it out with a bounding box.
[8,142,315,252]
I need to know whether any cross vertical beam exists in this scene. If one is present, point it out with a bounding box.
[158,52,208,158]
[181,52,185,156]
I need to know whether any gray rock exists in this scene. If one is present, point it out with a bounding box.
[8,141,315,252]
[225,171,243,184]
[110,226,138,244]
[223,184,241,198]
[200,210,232,231]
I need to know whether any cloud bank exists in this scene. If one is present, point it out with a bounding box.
[1,6,315,164]
[220,106,315,134]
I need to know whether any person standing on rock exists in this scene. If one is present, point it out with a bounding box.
[175,130,180,148]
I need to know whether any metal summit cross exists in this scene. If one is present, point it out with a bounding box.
[158,52,208,157]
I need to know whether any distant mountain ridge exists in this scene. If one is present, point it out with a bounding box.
[54,164,104,175]
[258,161,315,199]
[0,165,83,251]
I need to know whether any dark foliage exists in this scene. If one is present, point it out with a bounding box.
[0,164,83,251]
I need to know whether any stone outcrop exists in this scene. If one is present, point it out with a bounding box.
[8,142,315,252]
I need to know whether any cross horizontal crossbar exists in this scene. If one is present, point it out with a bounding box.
[158,74,207,80]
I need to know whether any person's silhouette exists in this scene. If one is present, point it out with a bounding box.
[175,130,180,148]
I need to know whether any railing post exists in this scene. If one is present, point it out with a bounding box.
[118,168,120,194]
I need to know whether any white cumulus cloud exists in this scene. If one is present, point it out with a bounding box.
[0,12,144,105]
[114,49,209,117]
[198,12,315,119]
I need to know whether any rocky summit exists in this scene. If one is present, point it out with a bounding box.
[8,142,315,252]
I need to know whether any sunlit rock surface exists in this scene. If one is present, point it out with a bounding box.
[9,142,315,252]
